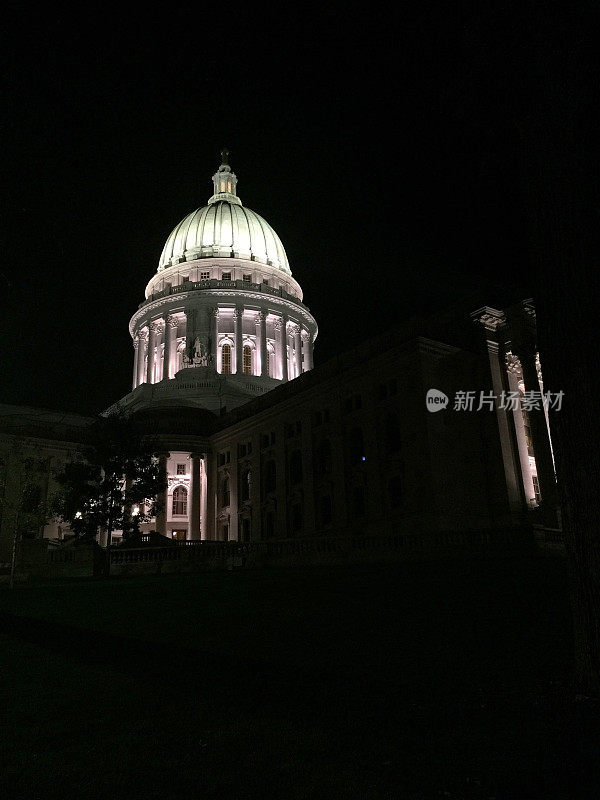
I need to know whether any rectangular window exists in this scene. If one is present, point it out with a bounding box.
[243,274,252,282]
[222,272,231,280]
[200,271,210,280]
[262,278,269,285]
[182,275,189,283]
[176,463,186,475]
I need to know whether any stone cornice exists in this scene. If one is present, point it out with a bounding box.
[129,290,317,338]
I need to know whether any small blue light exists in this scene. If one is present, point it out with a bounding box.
[361,456,366,462]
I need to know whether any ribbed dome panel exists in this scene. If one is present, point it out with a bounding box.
[158,200,291,275]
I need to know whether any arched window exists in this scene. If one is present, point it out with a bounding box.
[241,517,251,542]
[243,345,252,375]
[385,412,401,454]
[289,450,303,486]
[316,438,332,477]
[172,486,188,515]
[264,511,275,540]
[221,343,232,374]
[221,477,230,508]
[349,427,365,464]
[240,468,251,502]
[290,502,302,534]
[264,459,276,494]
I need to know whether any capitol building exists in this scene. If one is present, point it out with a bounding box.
[0,154,559,567]
[124,151,317,415]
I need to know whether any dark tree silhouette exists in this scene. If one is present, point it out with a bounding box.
[53,414,166,545]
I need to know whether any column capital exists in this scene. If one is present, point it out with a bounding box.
[133,337,140,349]
[300,329,310,342]
[138,329,148,341]
[212,306,220,318]
[272,317,283,331]
[233,306,243,319]
[470,306,506,332]
[150,320,164,334]
[288,322,301,336]
[166,315,179,328]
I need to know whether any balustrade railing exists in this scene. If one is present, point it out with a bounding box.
[108,528,526,567]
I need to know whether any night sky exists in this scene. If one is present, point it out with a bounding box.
[1,6,586,415]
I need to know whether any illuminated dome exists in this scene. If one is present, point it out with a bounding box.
[158,154,291,275]
[125,150,318,419]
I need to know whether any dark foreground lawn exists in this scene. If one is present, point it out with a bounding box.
[0,555,597,799]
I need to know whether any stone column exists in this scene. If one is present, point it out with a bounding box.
[147,322,161,385]
[471,309,524,517]
[210,307,219,368]
[234,307,243,374]
[155,452,169,536]
[132,336,140,389]
[291,324,302,378]
[258,310,268,377]
[191,452,202,540]
[280,318,289,381]
[204,452,216,540]
[516,344,558,516]
[164,315,178,380]
[273,318,284,381]
[301,330,311,372]
[137,330,148,386]
[506,353,536,506]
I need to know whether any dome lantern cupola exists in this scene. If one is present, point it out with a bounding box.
[157,151,292,274]
[208,148,240,206]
